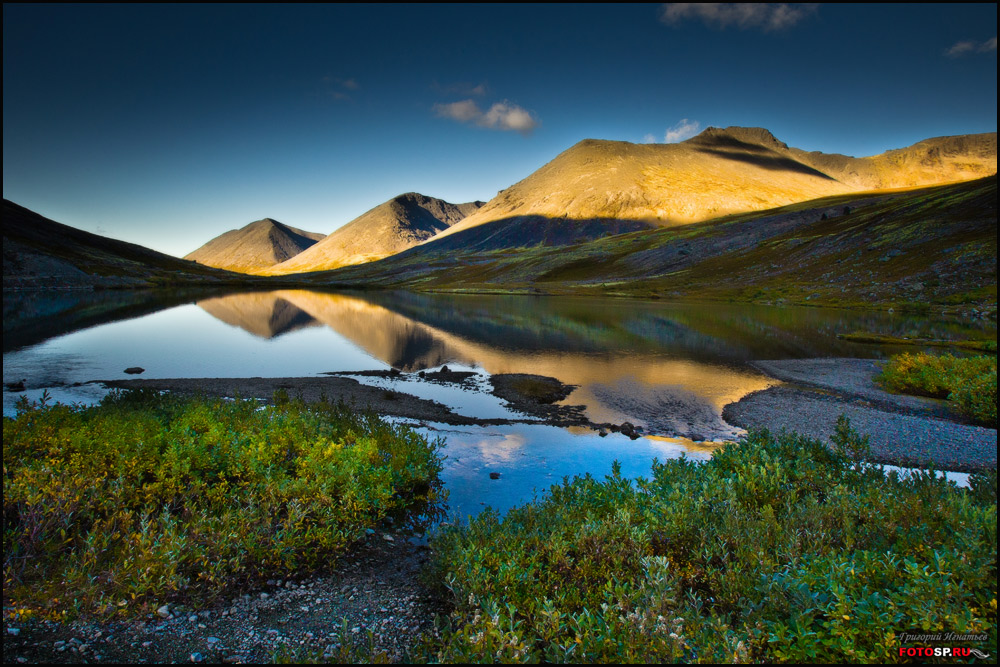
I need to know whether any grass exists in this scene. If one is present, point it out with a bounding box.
[423,419,997,663]
[876,352,997,426]
[839,332,997,353]
[2,389,442,619]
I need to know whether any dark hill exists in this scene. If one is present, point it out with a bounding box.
[2,199,250,289]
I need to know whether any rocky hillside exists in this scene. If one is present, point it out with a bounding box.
[264,193,483,275]
[185,218,325,274]
[427,127,996,250]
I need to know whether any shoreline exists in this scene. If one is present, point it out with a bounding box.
[722,358,997,473]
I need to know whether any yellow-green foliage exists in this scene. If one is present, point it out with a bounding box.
[877,352,997,426]
[426,420,997,663]
[2,390,441,618]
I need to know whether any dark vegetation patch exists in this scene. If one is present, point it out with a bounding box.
[876,352,997,426]
[489,373,588,425]
[425,419,997,663]
[838,331,997,353]
[2,390,443,619]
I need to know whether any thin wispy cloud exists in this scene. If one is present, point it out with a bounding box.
[433,99,539,135]
[320,76,360,101]
[945,37,997,57]
[664,119,701,143]
[660,3,818,32]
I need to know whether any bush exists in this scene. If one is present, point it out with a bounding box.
[424,422,996,663]
[877,352,997,426]
[2,390,442,618]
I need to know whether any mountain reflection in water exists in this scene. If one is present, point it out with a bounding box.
[4,288,990,516]
[189,289,989,440]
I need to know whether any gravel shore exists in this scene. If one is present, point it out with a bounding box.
[2,529,443,664]
[723,358,997,472]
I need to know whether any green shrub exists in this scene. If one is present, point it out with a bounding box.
[877,352,997,426]
[2,390,442,618]
[424,422,996,664]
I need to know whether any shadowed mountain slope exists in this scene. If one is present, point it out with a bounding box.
[185,218,325,274]
[264,193,483,275]
[427,127,996,250]
[319,176,997,314]
[2,199,251,290]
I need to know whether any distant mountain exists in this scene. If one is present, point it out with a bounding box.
[2,199,249,289]
[425,127,997,250]
[185,218,325,274]
[264,193,483,275]
[325,176,997,313]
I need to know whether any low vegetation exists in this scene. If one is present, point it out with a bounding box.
[877,352,997,426]
[2,390,442,619]
[839,332,997,354]
[425,420,997,663]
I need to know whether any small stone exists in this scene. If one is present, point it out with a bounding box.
[142,641,153,648]
[188,615,198,622]
[124,367,145,375]
[156,604,171,618]
[383,534,394,542]
[190,652,205,663]
[489,472,500,480]
[54,641,66,649]
[259,592,269,600]
[207,637,220,645]
[6,628,19,636]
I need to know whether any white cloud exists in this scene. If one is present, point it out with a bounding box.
[433,99,539,135]
[946,37,997,57]
[660,3,818,32]
[433,99,482,123]
[664,118,701,143]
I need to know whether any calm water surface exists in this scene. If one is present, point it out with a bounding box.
[4,289,990,515]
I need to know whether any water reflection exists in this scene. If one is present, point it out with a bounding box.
[3,288,990,517]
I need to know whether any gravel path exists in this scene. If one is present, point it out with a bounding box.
[2,529,443,664]
[723,359,997,472]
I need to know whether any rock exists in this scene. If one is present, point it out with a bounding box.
[598,429,608,437]
[206,637,220,645]
[190,651,205,663]
[4,379,26,392]
[383,534,395,542]
[124,367,145,375]
[156,604,171,618]
[489,471,501,480]
[6,627,19,636]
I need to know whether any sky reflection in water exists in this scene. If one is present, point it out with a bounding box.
[3,289,988,514]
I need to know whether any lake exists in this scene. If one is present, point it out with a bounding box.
[3,288,991,516]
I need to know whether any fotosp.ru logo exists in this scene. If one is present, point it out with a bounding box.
[897,647,990,659]
[895,631,990,660]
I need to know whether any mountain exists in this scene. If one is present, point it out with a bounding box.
[263,193,483,275]
[2,199,252,289]
[321,176,998,314]
[425,127,997,250]
[185,218,325,274]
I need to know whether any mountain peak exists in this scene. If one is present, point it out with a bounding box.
[689,126,789,151]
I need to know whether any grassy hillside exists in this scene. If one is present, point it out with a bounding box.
[428,128,996,250]
[320,177,998,315]
[2,199,263,290]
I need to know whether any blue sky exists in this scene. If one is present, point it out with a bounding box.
[3,4,996,257]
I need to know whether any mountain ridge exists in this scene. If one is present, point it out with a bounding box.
[185,218,325,274]
[263,192,484,275]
